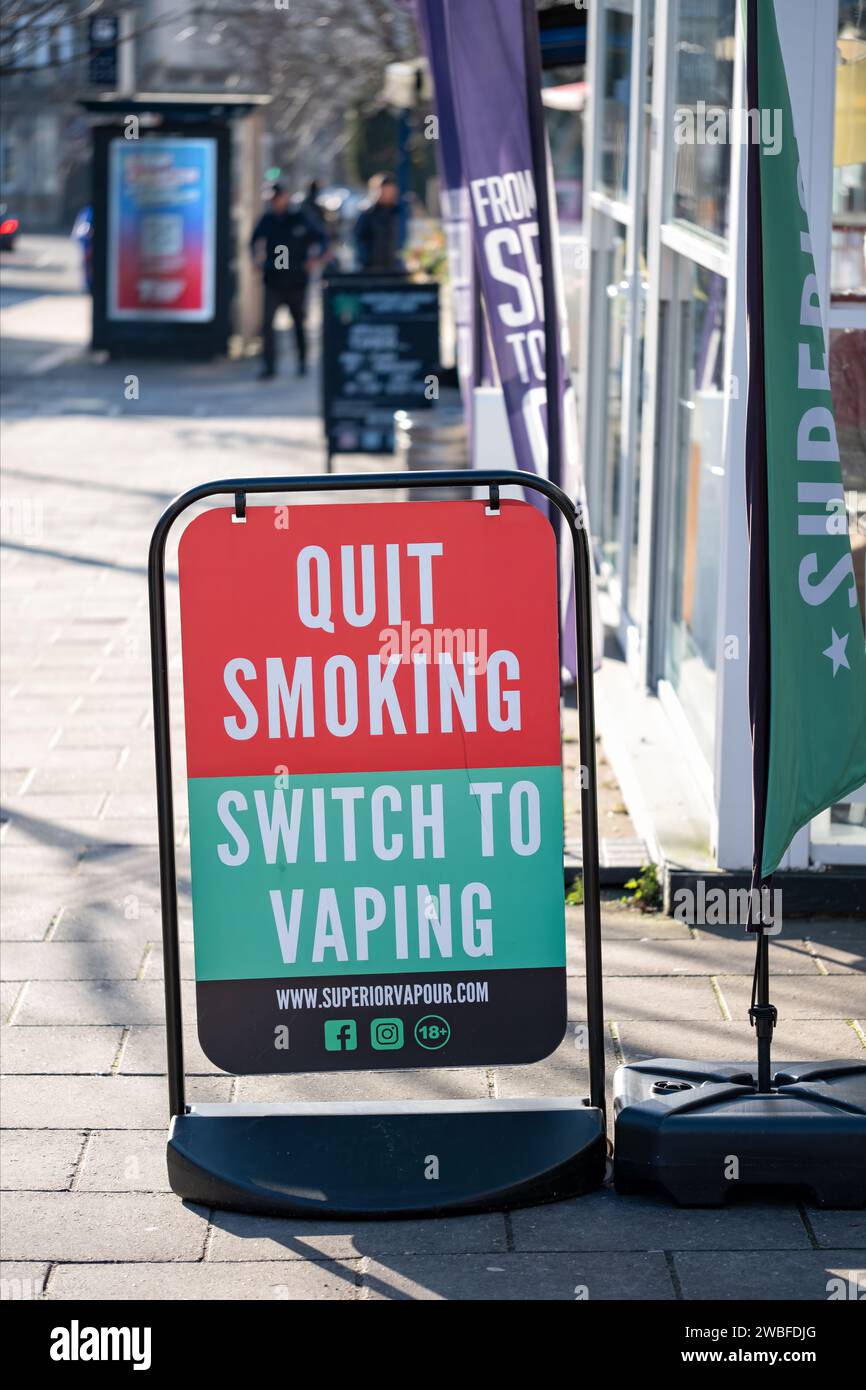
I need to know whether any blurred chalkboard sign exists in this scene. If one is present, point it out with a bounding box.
[88,15,119,88]
[322,273,439,465]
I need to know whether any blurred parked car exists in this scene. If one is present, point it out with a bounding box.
[0,205,20,251]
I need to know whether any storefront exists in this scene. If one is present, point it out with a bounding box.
[575,0,865,874]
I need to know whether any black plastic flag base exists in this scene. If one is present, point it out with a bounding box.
[167,1097,607,1218]
[613,1059,866,1208]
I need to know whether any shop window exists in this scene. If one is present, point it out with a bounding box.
[543,72,587,230]
[598,231,629,580]
[671,0,736,240]
[627,268,649,618]
[543,66,588,375]
[598,7,633,202]
[830,327,866,625]
[832,4,866,299]
[662,260,727,761]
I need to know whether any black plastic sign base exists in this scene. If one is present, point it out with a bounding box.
[168,1098,606,1218]
[613,1059,866,1209]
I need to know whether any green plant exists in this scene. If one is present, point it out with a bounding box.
[622,862,663,912]
[565,877,584,906]
[404,229,448,280]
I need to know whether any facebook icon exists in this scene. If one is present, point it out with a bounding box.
[324,1019,357,1052]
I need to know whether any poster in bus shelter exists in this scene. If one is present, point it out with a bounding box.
[178,501,567,1073]
[108,137,216,322]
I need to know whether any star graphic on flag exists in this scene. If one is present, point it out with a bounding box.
[822,628,850,676]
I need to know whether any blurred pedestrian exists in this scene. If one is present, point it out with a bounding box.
[300,179,334,257]
[250,183,327,379]
[353,173,402,273]
[302,179,325,228]
[72,205,94,293]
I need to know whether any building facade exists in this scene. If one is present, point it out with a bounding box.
[573,0,865,874]
[0,1,353,231]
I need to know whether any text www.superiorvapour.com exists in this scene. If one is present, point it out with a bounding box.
[276,980,490,1010]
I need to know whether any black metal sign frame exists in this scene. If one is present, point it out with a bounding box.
[148,468,606,1217]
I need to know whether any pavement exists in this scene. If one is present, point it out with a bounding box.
[1,236,864,1302]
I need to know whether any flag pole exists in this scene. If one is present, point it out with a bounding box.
[521,0,605,1114]
[521,0,565,627]
[749,907,777,1094]
[744,0,778,1094]
[521,0,562,497]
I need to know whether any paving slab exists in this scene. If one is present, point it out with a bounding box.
[509,1188,811,1252]
[75,844,176,878]
[233,1067,492,1104]
[76,1130,170,1193]
[1,1074,232,1129]
[1,820,93,851]
[493,1026,617,1098]
[0,1263,50,1301]
[1,941,145,980]
[0,872,72,939]
[208,1209,508,1262]
[571,974,724,1020]
[120,1024,220,1076]
[100,792,159,820]
[1,1129,83,1190]
[613,1018,864,1064]
[593,907,695,941]
[3,793,106,823]
[0,846,76,878]
[25,768,126,795]
[673,1249,866,1301]
[0,1192,209,1262]
[806,942,865,974]
[15,979,189,1026]
[721,975,866,1021]
[803,1207,866,1250]
[359,1250,675,1300]
[50,899,169,942]
[0,734,60,765]
[799,920,866,953]
[1,983,23,1024]
[0,772,31,801]
[145,941,196,980]
[38,749,125,772]
[54,729,147,754]
[53,818,160,847]
[47,1260,361,1300]
[694,922,866,975]
[0,1025,124,1073]
[573,936,827,976]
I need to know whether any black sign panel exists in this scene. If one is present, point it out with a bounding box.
[88,15,119,88]
[322,274,439,456]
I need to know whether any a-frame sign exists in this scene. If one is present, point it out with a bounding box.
[149,469,606,1216]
